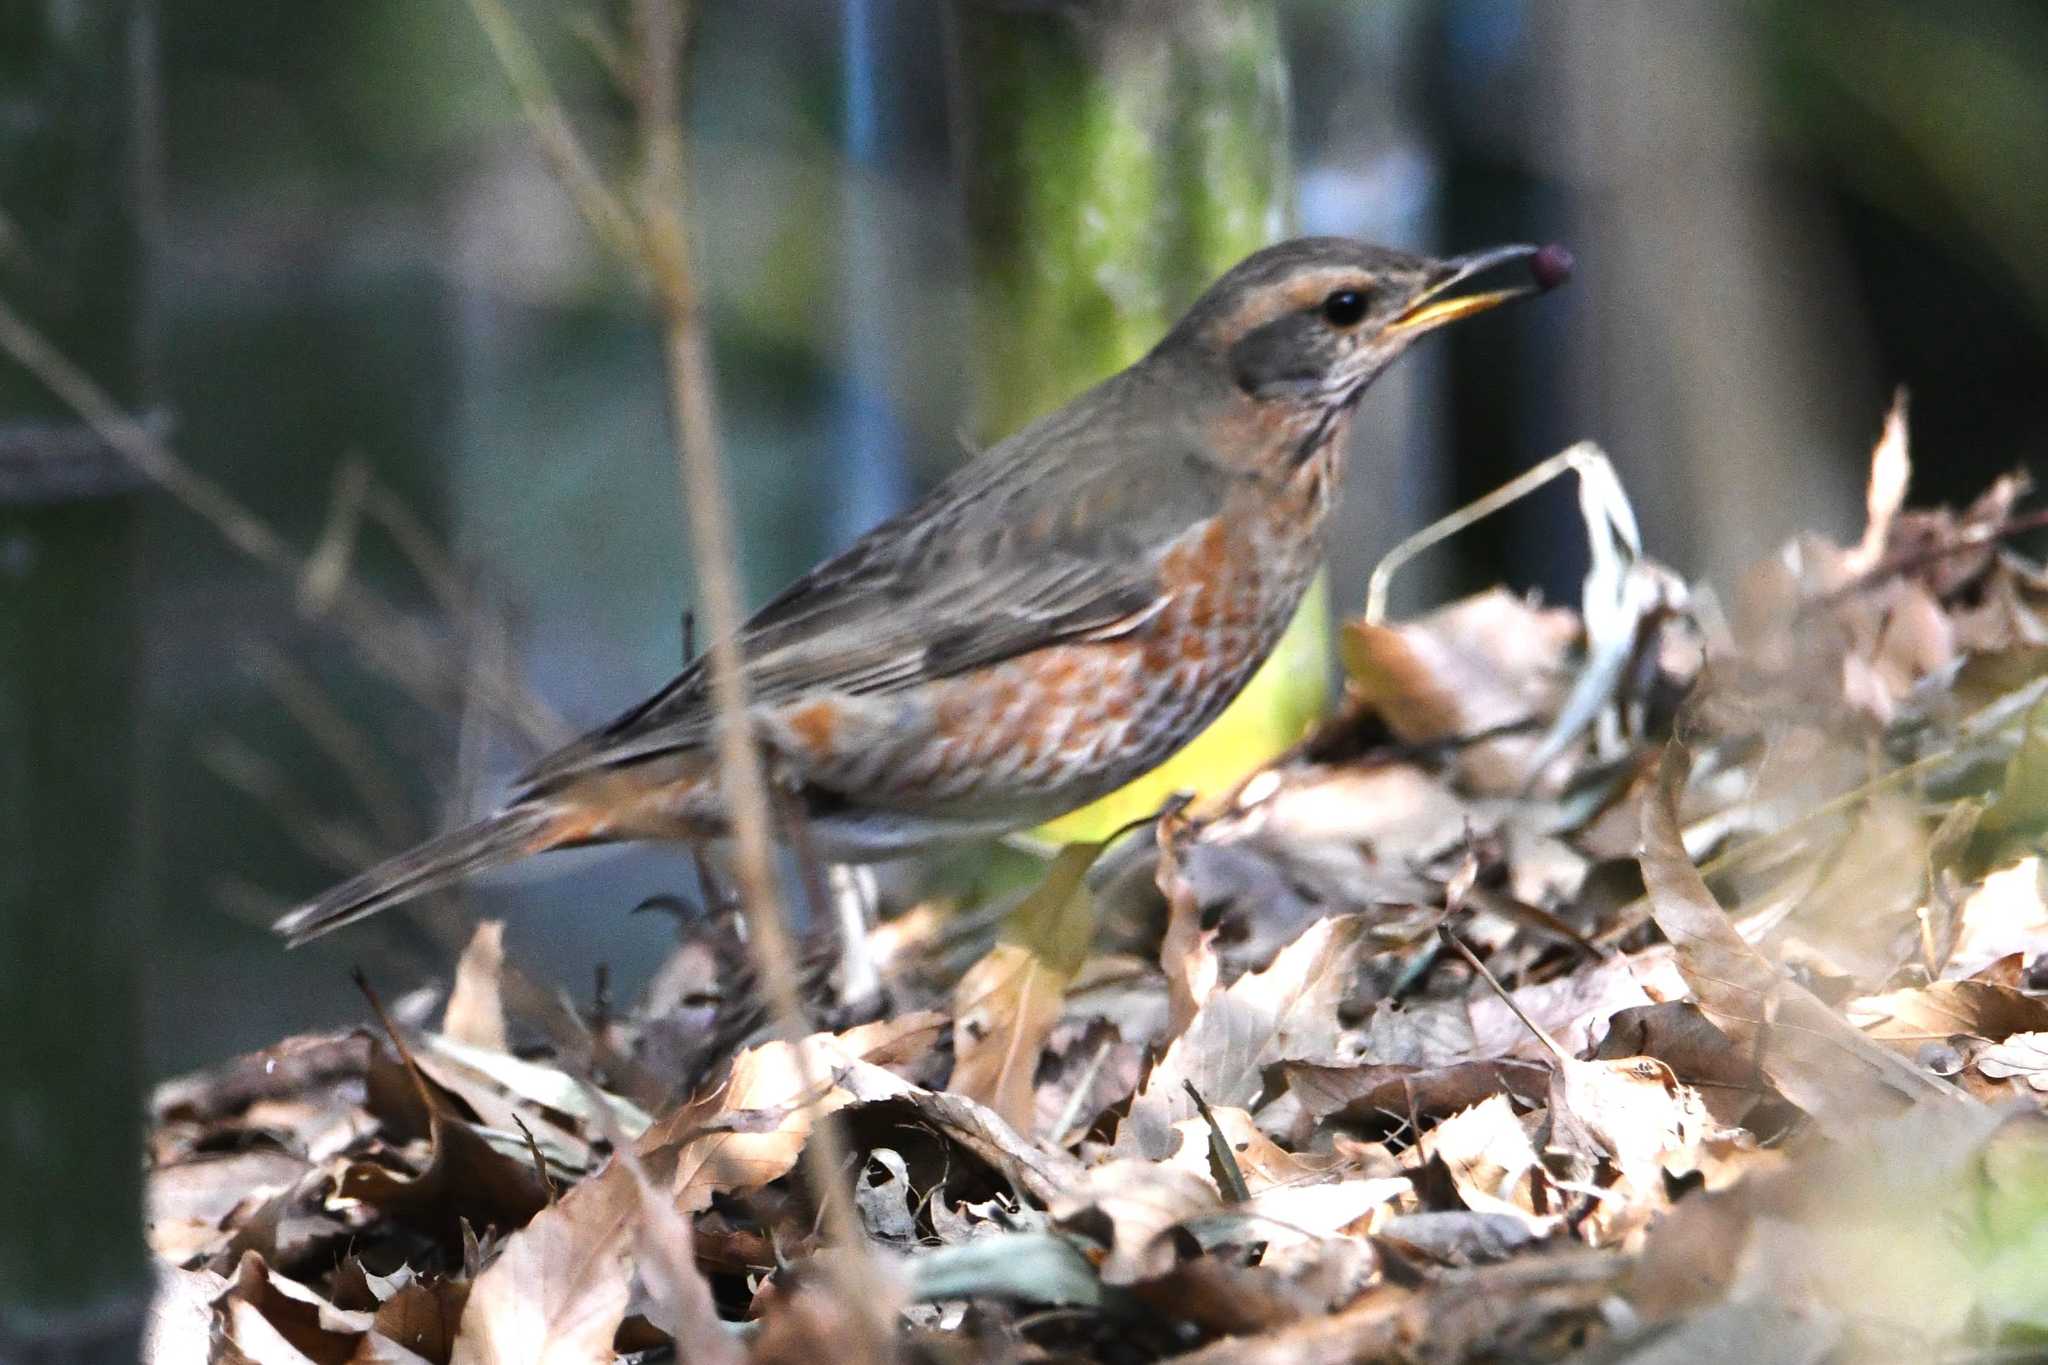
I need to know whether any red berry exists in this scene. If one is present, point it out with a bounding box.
[1531,243,1574,291]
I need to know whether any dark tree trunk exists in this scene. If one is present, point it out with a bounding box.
[0,2,154,1359]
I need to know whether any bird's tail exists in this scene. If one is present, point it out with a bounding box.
[273,802,568,946]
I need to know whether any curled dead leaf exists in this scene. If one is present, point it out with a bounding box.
[1115,916,1371,1160]
[637,1010,945,1214]
[1638,744,1967,1130]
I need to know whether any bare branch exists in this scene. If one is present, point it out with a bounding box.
[628,0,895,1353]
[461,0,645,271]
[0,292,562,750]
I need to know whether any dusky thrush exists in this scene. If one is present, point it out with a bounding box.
[278,236,1569,943]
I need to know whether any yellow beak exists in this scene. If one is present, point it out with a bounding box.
[1386,243,1545,337]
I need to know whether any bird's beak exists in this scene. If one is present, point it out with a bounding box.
[1385,244,1550,337]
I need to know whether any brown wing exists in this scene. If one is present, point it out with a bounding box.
[515,363,1244,793]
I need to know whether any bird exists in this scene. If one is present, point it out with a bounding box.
[276,236,1570,945]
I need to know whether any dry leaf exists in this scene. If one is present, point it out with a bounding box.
[1160,1104,1346,1195]
[836,1078,1085,1207]
[1164,1247,1620,1364]
[606,1144,742,1365]
[1847,979,2048,1045]
[1638,744,1966,1130]
[443,922,509,1052]
[952,946,1068,1133]
[745,1252,907,1365]
[1194,764,1470,912]
[952,844,1099,1132]
[639,1011,944,1213]
[1596,1003,1773,1126]
[1157,820,1221,1039]
[1126,1258,1329,1336]
[339,1107,552,1244]
[374,1281,469,1364]
[148,1149,316,1265]
[1414,1095,1545,1224]
[1032,1016,1141,1143]
[1242,1179,1411,1247]
[1945,857,2048,982]
[145,1264,229,1365]
[1465,949,1688,1063]
[1115,916,1370,1159]
[213,1251,391,1365]
[1342,588,1579,794]
[1974,1033,2048,1091]
[1544,1053,1708,1241]
[1847,392,1911,576]
[1050,1160,1217,1285]
[1375,1210,1549,1266]
[451,1173,633,1365]
[1283,1058,1551,1125]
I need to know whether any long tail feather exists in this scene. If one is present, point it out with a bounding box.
[273,804,562,946]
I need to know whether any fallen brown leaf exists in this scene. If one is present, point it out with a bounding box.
[1847,979,2048,1046]
[1543,1052,1707,1242]
[1159,1103,1344,1195]
[213,1251,393,1365]
[1638,744,1966,1130]
[1464,947,1689,1063]
[373,1280,469,1365]
[951,843,1100,1133]
[145,1264,230,1364]
[443,921,509,1052]
[1282,1057,1551,1126]
[339,1107,552,1245]
[1050,1159,1217,1285]
[1165,1246,1621,1364]
[1342,588,1579,794]
[951,940,1070,1135]
[1116,916,1371,1159]
[451,1173,633,1365]
[837,1075,1085,1208]
[638,1011,945,1214]
[1414,1094,1545,1225]
[1157,817,1221,1040]
[1595,1002,1774,1126]
[1945,856,2048,982]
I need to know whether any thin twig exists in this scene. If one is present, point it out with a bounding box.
[461,0,645,271]
[245,643,416,848]
[1802,503,2048,615]
[625,0,892,1353]
[1439,926,1572,1067]
[0,293,562,749]
[1601,672,2048,947]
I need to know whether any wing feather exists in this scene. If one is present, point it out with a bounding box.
[516,364,1242,793]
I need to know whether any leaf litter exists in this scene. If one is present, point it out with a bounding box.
[148,405,2048,1362]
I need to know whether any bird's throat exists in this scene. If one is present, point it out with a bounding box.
[1286,407,1349,528]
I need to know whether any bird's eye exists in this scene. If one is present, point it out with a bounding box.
[1321,289,1369,328]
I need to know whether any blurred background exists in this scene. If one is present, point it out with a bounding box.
[4,0,2046,1082]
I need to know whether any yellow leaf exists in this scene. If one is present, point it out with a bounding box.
[951,844,1101,1131]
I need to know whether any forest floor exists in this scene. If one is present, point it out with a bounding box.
[146,407,2048,1363]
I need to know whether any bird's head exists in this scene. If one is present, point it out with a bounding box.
[1164,236,1571,411]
